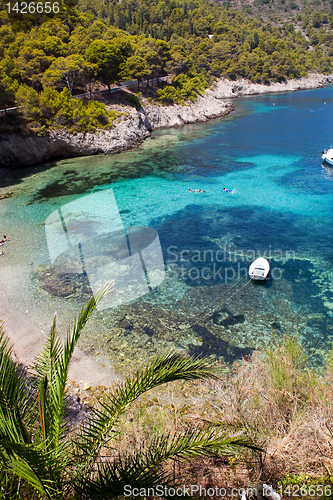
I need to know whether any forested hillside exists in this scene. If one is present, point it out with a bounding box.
[0,0,333,131]
[222,0,333,24]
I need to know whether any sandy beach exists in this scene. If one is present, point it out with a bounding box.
[0,287,120,386]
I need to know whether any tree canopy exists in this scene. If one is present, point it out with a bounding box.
[0,0,332,124]
[42,54,86,94]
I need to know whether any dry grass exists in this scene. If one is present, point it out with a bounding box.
[69,335,333,493]
[187,335,333,486]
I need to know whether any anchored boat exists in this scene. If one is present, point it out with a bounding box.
[322,147,333,166]
[249,257,270,280]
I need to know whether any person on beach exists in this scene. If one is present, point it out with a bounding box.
[0,236,9,243]
[0,250,3,256]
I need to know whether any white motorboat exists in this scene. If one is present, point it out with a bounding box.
[322,147,333,166]
[249,257,270,280]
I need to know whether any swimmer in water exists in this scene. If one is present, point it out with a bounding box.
[190,189,206,192]
[222,187,232,193]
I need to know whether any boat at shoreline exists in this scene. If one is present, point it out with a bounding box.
[322,147,333,166]
[249,258,270,280]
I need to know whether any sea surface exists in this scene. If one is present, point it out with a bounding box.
[1,86,333,373]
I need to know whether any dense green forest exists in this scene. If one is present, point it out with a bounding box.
[0,0,333,131]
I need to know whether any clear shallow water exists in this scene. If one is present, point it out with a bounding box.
[1,86,333,373]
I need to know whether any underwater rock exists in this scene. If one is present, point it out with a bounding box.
[144,326,154,337]
[211,308,245,328]
[219,314,245,328]
[37,267,92,298]
[189,324,253,362]
[117,318,133,331]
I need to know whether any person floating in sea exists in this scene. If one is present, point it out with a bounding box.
[0,236,10,255]
[222,187,232,193]
[189,189,206,193]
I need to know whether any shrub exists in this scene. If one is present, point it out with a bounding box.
[156,73,209,104]
[124,92,141,109]
[16,85,42,122]
[16,86,120,132]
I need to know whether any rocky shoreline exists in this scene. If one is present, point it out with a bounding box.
[208,72,333,98]
[0,72,332,168]
[0,93,234,168]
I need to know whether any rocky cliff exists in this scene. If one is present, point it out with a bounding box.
[0,94,233,168]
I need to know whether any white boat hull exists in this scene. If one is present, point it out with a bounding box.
[249,257,270,280]
[322,148,333,166]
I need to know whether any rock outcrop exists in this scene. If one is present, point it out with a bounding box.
[0,107,150,168]
[0,94,233,167]
[208,73,333,98]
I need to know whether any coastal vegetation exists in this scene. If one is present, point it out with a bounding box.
[1,0,333,129]
[2,284,333,496]
[0,286,256,499]
[69,334,333,493]
[16,86,121,132]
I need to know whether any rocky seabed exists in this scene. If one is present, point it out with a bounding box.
[0,73,332,168]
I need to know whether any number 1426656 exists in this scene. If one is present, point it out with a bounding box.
[6,2,60,14]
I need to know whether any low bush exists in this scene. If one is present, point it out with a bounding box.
[156,73,210,104]
[15,86,120,133]
[124,92,141,109]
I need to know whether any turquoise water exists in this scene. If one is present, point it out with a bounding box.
[1,86,333,372]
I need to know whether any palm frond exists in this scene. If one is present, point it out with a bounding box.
[0,325,37,444]
[76,351,219,466]
[34,315,62,383]
[0,467,33,500]
[0,438,62,499]
[79,428,259,499]
[33,284,112,449]
[0,286,112,497]
[79,454,170,500]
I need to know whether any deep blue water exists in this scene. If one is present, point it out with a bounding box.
[1,86,333,372]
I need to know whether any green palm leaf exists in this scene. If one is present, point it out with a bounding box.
[80,428,260,499]
[33,284,112,448]
[0,324,37,445]
[0,438,61,499]
[80,449,170,500]
[76,351,219,466]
